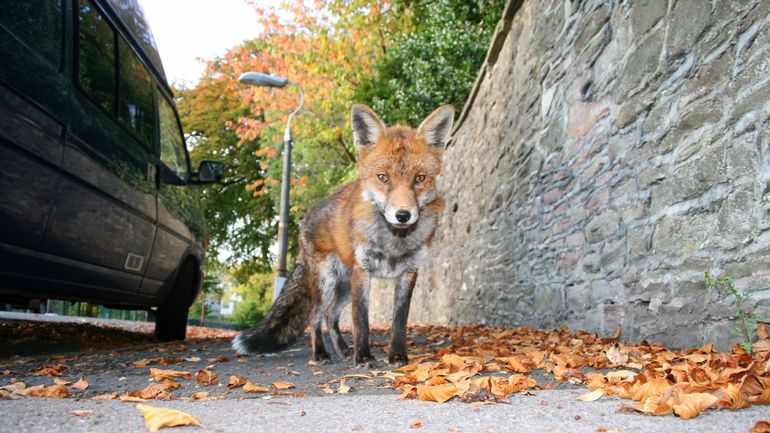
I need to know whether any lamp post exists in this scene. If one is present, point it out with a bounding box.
[238,72,304,301]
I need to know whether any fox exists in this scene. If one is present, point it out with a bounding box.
[232,103,454,366]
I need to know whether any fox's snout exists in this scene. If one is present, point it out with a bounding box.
[382,185,419,226]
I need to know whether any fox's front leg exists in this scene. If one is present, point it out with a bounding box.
[389,271,417,366]
[351,266,375,367]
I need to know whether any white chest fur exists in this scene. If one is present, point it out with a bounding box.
[354,213,436,278]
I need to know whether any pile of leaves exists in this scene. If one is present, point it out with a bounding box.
[384,324,770,419]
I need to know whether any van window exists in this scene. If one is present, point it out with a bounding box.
[118,36,153,147]
[1,0,62,65]
[158,92,189,180]
[76,0,116,114]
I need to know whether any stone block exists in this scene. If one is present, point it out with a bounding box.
[575,5,610,53]
[716,183,757,246]
[614,32,663,98]
[665,0,713,59]
[652,213,714,255]
[630,0,668,37]
[584,208,620,244]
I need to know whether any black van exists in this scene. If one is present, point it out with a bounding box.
[0,0,223,340]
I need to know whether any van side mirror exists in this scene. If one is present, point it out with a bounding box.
[192,160,224,184]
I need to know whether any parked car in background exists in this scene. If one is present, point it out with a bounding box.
[0,0,223,340]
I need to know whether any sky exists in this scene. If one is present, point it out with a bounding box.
[141,0,271,87]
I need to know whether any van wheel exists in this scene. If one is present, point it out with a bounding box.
[155,260,195,341]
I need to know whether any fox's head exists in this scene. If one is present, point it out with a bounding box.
[351,104,454,228]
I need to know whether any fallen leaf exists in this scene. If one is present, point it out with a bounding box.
[750,420,770,433]
[271,381,295,390]
[53,378,70,386]
[671,392,718,420]
[605,346,628,366]
[195,369,218,386]
[207,356,229,363]
[150,368,191,381]
[135,404,201,431]
[418,383,457,403]
[27,384,69,398]
[71,377,89,390]
[32,364,68,377]
[243,382,269,393]
[162,379,181,390]
[227,375,248,388]
[410,421,422,429]
[577,389,605,402]
[91,392,119,400]
[70,410,94,417]
[338,380,353,394]
[188,392,211,400]
[758,324,769,341]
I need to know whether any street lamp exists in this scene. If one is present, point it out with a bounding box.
[238,72,304,301]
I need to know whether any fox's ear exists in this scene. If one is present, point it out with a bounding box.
[351,104,385,147]
[417,105,455,148]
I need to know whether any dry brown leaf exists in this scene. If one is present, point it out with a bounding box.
[410,421,423,429]
[71,377,89,390]
[188,392,211,400]
[91,392,119,401]
[418,383,457,403]
[671,392,718,420]
[53,378,70,386]
[632,378,672,401]
[758,324,769,340]
[150,368,191,381]
[227,375,248,388]
[135,404,201,431]
[577,388,605,402]
[750,420,770,433]
[27,384,69,398]
[161,379,181,390]
[195,369,218,386]
[70,410,94,417]
[243,382,269,393]
[32,364,68,377]
[338,380,354,394]
[271,381,296,390]
[606,346,628,366]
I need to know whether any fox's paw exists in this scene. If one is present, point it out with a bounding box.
[314,350,331,364]
[354,354,377,369]
[388,353,409,366]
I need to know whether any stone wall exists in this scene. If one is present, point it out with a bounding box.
[368,0,770,350]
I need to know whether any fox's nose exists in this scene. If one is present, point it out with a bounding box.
[395,209,411,223]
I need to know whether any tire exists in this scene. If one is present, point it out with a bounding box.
[155,260,196,341]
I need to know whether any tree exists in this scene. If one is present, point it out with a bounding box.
[354,0,504,125]
[178,0,502,322]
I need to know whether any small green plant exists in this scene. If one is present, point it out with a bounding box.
[704,272,763,354]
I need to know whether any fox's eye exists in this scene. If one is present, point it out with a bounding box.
[414,174,426,183]
[377,174,389,183]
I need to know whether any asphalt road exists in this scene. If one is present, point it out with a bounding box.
[1,313,769,433]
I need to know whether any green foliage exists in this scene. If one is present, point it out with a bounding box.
[704,272,763,354]
[354,0,504,125]
[176,68,277,275]
[227,271,273,327]
[177,1,503,324]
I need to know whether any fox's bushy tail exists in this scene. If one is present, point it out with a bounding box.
[231,261,311,354]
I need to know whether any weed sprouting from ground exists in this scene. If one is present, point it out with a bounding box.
[704,272,762,354]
